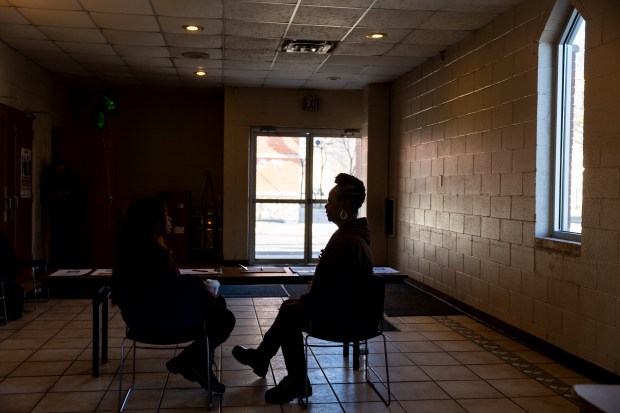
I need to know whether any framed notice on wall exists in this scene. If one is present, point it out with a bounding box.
[20,147,32,198]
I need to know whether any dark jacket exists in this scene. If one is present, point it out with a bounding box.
[314,217,373,278]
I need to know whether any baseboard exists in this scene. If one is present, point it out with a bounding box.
[405,276,620,384]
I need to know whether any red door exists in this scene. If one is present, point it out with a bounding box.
[0,104,33,270]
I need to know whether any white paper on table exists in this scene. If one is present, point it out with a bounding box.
[91,269,113,276]
[372,267,400,274]
[49,269,92,277]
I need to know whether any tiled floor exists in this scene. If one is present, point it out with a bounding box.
[0,295,593,412]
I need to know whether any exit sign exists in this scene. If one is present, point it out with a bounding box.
[303,96,320,111]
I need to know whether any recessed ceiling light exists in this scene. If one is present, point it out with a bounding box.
[366,32,387,39]
[194,70,207,76]
[183,24,203,31]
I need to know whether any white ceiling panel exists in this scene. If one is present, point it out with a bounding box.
[0,24,45,39]
[38,27,107,43]
[151,0,222,18]
[90,13,159,32]
[78,0,153,14]
[18,9,94,28]
[0,0,523,90]
[7,0,81,10]
[102,30,165,46]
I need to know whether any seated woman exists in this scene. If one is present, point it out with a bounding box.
[112,196,235,394]
[232,173,373,403]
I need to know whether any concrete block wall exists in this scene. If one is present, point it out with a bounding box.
[389,0,620,375]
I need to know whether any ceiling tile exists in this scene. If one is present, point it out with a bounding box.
[37,60,86,73]
[56,42,116,55]
[388,43,445,57]
[0,24,46,39]
[113,45,169,57]
[317,64,365,74]
[166,33,222,48]
[293,6,364,27]
[420,11,499,30]
[8,0,82,10]
[442,0,523,13]
[19,50,73,61]
[304,0,374,7]
[152,0,222,18]
[334,41,393,56]
[373,0,448,11]
[72,53,124,65]
[79,0,153,14]
[374,55,428,67]
[359,9,433,29]
[271,61,321,72]
[326,54,377,65]
[265,70,315,80]
[286,25,349,41]
[224,20,286,38]
[90,12,159,32]
[0,6,31,24]
[403,29,472,45]
[224,60,271,70]
[3,38,62,51]
[224,2,295,23]
[225,36,280,50]
[39,27,107,43]
[224,49,276,61]
[18,9,95,28]
[102,29,165,46]
[174,58,222,69]
[123,56,173,67]
[129,66,177,74]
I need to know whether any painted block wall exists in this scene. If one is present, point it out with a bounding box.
[389,0,620,374]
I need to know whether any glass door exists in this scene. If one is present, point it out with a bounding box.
[250,128,364,263]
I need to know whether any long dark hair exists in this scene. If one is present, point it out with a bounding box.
[112,197,169,305]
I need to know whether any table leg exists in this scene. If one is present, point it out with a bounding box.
[101,288,109,363]
[92,288,100,377]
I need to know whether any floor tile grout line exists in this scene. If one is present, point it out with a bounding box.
[433,315,579,405]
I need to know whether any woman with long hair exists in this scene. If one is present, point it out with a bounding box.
[112,196,235,394]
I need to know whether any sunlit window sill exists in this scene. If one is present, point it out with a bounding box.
[534,237,581,257]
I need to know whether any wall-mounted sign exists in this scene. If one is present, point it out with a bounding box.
[20,148,32,198]
[303,96,320,111]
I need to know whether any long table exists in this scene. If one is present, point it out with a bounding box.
[43,266,403,377]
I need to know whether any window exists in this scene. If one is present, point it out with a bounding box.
[553,9,585,240]
[249,127,365,263]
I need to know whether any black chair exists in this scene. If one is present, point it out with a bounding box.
[304,274,391,406]
[118,276,214,412]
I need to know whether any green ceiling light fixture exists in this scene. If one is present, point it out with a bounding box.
[93,92,119,130]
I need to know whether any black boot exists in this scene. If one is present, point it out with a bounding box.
[232,345,269,377]
[265,375,312,403]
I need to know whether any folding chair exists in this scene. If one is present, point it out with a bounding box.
[304,274,391,406]
[118,276,214,411]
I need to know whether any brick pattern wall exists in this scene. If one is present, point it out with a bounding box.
[389,0,620,375]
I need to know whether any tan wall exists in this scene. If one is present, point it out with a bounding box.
[0,41,71,259]
[389,0,620,374]
[114,92,224,212]
[222,87,365,261]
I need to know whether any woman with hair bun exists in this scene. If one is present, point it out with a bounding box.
[232,173,373,403]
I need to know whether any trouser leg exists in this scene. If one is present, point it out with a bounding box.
[258,299,308,378]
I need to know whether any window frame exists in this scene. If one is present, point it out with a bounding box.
[249,127,363,264]
[551,8,585,242]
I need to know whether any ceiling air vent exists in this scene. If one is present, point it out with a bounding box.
[280,39,337,54]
